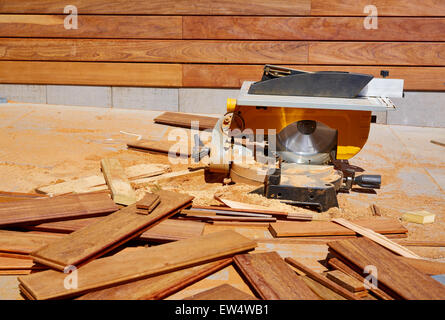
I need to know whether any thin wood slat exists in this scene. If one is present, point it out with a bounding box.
[308,42,445,66]
[0,61,182,87]
[0,192,118,227]
[184,284,257,300]
[101,158,137,206]
[327,257,393,300]
[0,38,309,64]
[31,190,194,270]
[326,270,366,293]
[327,238,445,300]
[0,0,311,15]
[233,251,320,300]
[0,256,45,270]
[284,257,359,300]
[127,139,191,158]
[183,64,445,91]
[270,218,407,238]
[310,0,445,16]
[78,259,232,300]
[154,112,218,131]
[19,230,257,300]
[184,17,445,41]
[0,191,48,203]
[0,15,182,39]
[29,217,205,243]
[395,257,445,276]
[332,218,420,259]
[0,230,63,255]
[300,276,346,300]
[181,210,277,223]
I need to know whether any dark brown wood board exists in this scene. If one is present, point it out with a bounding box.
[27,217,205,243]
[127,139,191,157]
[184,284,257,300]
[328,238,445,300]
[31,190,194,270]
[0,192,118,227]
[269,218,407,238]
[78,259,232,300]
[233,251,320,300]
[154,112,218,131]
[19,230,257,300]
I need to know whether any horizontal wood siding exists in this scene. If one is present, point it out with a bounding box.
[0,1,443,90]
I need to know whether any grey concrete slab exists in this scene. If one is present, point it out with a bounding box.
[389,92,445,128]
[47,85,111,108]
[112,87,178,111]
[0,84,46,104]
[179,88,239,115]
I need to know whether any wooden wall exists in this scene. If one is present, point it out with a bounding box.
[0,0,444,91]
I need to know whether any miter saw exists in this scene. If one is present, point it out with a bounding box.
[194,65,404,211]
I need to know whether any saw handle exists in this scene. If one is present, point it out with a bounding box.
[354,175,381,189]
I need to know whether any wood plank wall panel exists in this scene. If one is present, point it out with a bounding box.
[311,0,445,16]
[183,17,445,41]
[0,0,311,15]
[183,65,445,91]
[0,0,443,91]
[0,15,182,39]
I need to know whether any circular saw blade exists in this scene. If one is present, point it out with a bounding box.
[276,120,337,164]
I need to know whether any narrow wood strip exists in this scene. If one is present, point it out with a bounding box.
[284,257,359,300]
[301,275,346,300]
[184,283,257,300]
[310,0,445,16]
[183,64,445,91]
[31,190,194,270]
[0,0,311,15]
[101,158,137,206]
[395,240,445,247]
[19,230,257,300]
[0,38,309,64]
[127,139,191,158]
[332,218,420,259]
[0,15,182,39]
[0,192,118,227]
[0,61,182,87]
[0,230,63,254]
[327,257,393,300]
[194,205,289,218]
[327,238,445,300]
[326,270,365,293]
[395,257,445,276]
[234,252,320,300]
[184,17,445,41]
[78,258,232,300]
[154,112,218,131]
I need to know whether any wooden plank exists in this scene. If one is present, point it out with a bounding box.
[326,270,365,293]
[181,210,277,223]
[183,64,445,91]
[284,257,359,300]
[332,218,420,259]
[78,259,231,300]
[184,17,445,41]
[328,238,445,300]
[309,42,445,66]
[31,190,194,270]
[184,284,257,300]
[136,193,160,213]
[327,257,393,300]
[128,139,191,157]
[311,0,445,16]
[0,15,182,39]
[0,0,311,15]
[0,192,118,227]
[301,276,346,300]
[132,170,204,188]
[0,61,182,87]
[29,217,205,243]
[233,251,320,300]
[395,240,445,247]
[36,163,170,196]
[0,230,63,255]
[270,218,407,237]
[396,257,445,276]
[154,112,218,131]
[0,38,309,64]
[0,256,45,270]
[0,191,48,203]
[19,230,257,300]
[101,158,137,206]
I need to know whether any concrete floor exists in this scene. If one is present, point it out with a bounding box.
[0,102,444,300]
